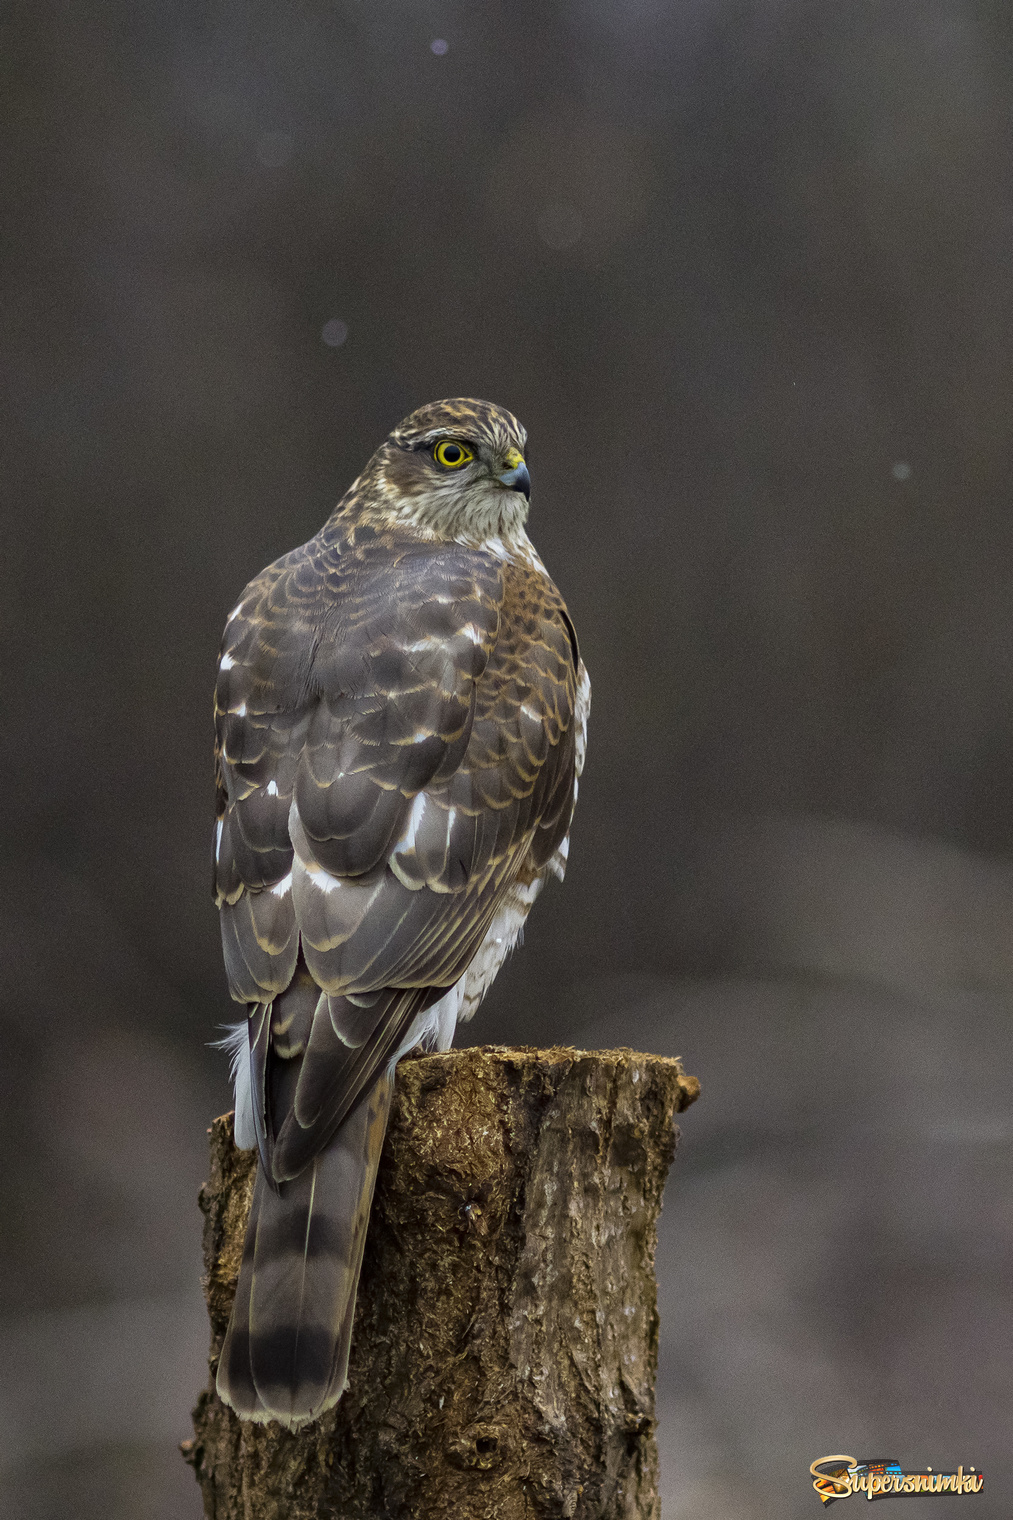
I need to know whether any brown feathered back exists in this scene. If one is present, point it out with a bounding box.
[213,401,588,1426]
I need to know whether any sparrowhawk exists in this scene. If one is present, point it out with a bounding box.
[212,398,590,1427]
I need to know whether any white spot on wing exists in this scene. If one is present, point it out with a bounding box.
[235,702,247,717]
[398,792,428,853]
[306,863,343,894]
[270,871,293,897]
[215,818,224,862]
[266,779,279,797]
[220,652,235,670]
[225,603,243,623]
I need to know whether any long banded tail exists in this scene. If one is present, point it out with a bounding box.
[216,1071,393,1427]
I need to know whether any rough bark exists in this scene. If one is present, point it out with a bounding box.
[183,1044,699,1520]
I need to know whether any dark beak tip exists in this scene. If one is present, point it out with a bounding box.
[500,462,531,500]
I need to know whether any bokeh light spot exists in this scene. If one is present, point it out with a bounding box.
[892,460,912,481]
[321,319,349,348]
[431,39,449,56]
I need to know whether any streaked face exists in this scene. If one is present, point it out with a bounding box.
[366,398,532,543]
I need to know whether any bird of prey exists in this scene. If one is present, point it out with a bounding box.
[212,398,590,1428]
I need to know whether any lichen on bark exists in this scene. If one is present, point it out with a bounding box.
[184,1044,699,1520]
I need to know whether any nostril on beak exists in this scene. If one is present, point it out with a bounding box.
[498,461,531,500]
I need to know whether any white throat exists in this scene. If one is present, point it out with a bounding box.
[379,468,530,548]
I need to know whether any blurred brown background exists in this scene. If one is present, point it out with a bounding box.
[3,1,1012,1515]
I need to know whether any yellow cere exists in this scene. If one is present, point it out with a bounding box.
[434,439,474,469]
[502,447,525,470]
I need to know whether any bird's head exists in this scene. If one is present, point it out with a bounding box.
[346,398,531,546]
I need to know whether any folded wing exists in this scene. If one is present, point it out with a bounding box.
[214,526,579,1181]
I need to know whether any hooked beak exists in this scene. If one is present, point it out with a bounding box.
[497,447,530,500]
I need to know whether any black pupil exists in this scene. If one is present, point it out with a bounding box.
[443,444,461,463]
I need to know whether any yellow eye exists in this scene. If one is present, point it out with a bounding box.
[434,439,474,470]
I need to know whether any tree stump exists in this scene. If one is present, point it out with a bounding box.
[183,1044,699,1520]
